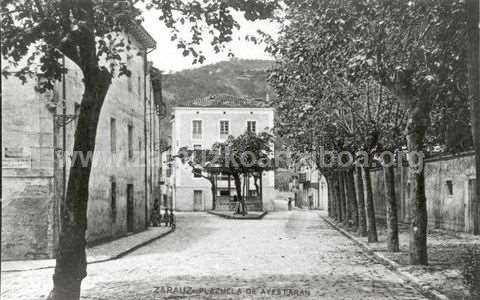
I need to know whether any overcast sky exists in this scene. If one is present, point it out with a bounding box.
[141,9,280,73]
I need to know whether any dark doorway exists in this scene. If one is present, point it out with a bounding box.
[127,184,134,232]
[193,190,203,211]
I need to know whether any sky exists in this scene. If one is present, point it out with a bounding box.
[141,8,280,73]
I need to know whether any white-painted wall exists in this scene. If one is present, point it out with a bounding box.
[171,107,275,211]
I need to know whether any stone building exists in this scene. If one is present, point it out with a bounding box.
[169,94,275,211]
[1,25,163,260]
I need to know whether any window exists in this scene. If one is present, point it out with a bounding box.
[127,56,132,92]
[128,124,134,159]
[111,180,117,219]
[193,168,202,178]
[247,121,256,134]
[446,180,453,196]
[193,144,202,162]
[407,182,411,199]
[137,75,141,99]
[74,103,81,128]
[220,120,229,137]
[219,189,230,196]
[110,118,116,153]
[192,120,202,139]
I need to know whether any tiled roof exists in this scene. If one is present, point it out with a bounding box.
[180,94,269,108]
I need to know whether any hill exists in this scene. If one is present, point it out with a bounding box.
[158,58,275,142]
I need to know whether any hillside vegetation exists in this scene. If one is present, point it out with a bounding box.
[159,58,275,140]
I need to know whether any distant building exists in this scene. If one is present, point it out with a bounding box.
[1,24,162,260]
[169,94,275,211]
[295,163,329,210]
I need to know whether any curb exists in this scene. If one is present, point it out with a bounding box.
[2,227,175,273]
[207,210,268,220]
[320,215,450,300]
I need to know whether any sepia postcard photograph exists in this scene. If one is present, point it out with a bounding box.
[1,0,480,299]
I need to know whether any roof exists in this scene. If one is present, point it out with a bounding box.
[178,94,270,108]
[127,22,156,49]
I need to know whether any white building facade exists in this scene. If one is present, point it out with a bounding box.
[170,95,275,211]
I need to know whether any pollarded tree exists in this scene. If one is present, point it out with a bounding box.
[344,0,471,264]
[1,1,278,299]
[223,131,275,215]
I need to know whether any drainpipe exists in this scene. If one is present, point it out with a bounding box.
[61,56,67,232]
[144,46,156,228]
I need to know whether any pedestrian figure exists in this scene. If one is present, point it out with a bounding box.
[233,195,241,215]
[169,208,176,230]
[164,208,169,227]
[288,197,292,211]
[151,198,161,226]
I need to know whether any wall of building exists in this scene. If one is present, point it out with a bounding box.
[2,77,57,259]
[2,34,160,259]
[171,107,275,211]
[368,152,476,232]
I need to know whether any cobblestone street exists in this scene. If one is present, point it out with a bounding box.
[2,210,429,300]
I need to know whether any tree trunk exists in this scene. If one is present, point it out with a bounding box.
[332,176,339,220]
[233,173,246,215]
[363,167,378,242]
[341,171,350,227]
[406,103,429,265]
[346,168,358,230]
[48,69,111,300]
[466,0,480,235]
[355,167,367,237]
[384,165,400,252]
[336,172,343,222]
[254,174,260,196]
[326,176,334,218]
[210,177,216,210]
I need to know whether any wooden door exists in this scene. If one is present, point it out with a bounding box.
[127,184,134,232]
[465,179,477,233]
[193,190,203,211]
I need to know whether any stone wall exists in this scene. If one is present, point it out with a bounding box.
[1,77,57,260]
[368,152,476,232]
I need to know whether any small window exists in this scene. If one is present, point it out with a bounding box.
[247,121,256,134]
[74,103,81,128]
[127,56,133,92]
[193,144,202,162]
[446,180,453,196]
[407,182,411,199]
[128,124,134,159]
[220,120,229,136]
[110,118,116,153]
[111,180,117,219]
[137,75,141,98]
[193,168,202,178]
[219,190,230,196]
[192,120,202,139]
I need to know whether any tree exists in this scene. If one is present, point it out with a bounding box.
[268,0,473,262]
[223,131,275,215]
[1,1,278,298]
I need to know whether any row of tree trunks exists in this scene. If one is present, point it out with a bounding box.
[327,165,403,250]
